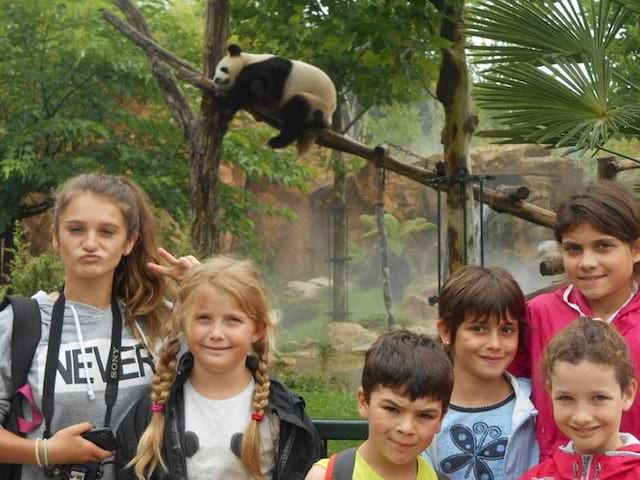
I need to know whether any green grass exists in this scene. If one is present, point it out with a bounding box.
[277,372,365,455]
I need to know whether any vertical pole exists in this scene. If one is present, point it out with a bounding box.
[436,183,442,294]
[597,156,618,181]
[462,173,468,264]
[479,178,485,267]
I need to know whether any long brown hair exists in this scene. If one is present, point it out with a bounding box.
[130,256,277,480]
[53,173,169,344]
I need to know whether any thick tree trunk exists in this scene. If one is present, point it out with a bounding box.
[435,0,478,274]
[107,0,227,257]
[190,0,229,256]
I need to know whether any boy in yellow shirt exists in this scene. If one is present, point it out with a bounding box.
[305,330,453,480]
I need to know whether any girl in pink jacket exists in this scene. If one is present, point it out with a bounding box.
[510,181,640,460]
[520,318,640,480]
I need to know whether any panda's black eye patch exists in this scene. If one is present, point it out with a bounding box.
[221,67,229,74]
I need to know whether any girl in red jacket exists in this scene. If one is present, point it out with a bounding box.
[520,317,640,480]
[510,181,640,459]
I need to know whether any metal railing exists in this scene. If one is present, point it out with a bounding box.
[312,419,368,457]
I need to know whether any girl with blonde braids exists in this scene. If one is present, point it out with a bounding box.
[116,257,322,480]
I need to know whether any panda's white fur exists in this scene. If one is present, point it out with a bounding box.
[213,45,336,154]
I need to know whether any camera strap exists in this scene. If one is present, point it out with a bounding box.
[41,292,123,438]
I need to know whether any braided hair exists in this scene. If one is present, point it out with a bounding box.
[129,256,277,479]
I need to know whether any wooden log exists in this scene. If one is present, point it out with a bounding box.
[597,156,618,180]
[540,253,564,276]
[496,185,530,201]
[597,156,640,180]
[615,159,640,173]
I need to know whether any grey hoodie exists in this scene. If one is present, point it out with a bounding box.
[0,291,155,480]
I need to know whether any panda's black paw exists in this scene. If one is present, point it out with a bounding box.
[268,135,294,149]
[311,109,328,128]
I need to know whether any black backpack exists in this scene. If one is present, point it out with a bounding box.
[0,295,42,480]
[324,447,449,479]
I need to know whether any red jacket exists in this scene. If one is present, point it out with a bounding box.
[519,435,640,480]
[510,284,640,459]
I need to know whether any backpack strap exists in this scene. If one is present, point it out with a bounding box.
[324,447,357,480]
[0,295,42,480]
[7,295,42,395]
[324,453,337,480]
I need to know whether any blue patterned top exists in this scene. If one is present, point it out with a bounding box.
[436,393,516,480]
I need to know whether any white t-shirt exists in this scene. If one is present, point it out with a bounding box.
[184,378,279,480]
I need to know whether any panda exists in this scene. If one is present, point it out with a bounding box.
[213,44,337,155]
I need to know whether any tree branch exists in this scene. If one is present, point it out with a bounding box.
[105,2,196,140]
[103,9,200,75]
[341,105,371,134]
[19,200,54,220]
[49,70,99,118]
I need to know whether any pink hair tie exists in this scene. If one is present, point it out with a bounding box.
[251,412,264,422]
[151,403,165,413]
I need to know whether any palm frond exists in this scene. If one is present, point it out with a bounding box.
[476,61,640,149]
[613,0,640,14]
[468,0,640,150]
[466,0,628,63]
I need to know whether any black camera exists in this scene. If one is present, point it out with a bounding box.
[43,463,102,480]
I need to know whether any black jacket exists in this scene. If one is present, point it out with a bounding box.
[116,353,323,480]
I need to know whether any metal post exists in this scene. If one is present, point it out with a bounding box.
[462,173,468,264]
[479,178,485,267]
[436,182,442,294]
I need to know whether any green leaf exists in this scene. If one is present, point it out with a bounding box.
[468,0,640,150]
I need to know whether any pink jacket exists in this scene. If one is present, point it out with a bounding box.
[510,284,640,459]
[519,435,640,480]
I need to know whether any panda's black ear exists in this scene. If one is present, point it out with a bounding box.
[228,44,242,56]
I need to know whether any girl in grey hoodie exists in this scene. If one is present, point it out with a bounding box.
[0,173,170,480]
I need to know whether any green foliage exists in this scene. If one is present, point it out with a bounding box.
[276,371,358,419]
[468,0,640,151]
[0,0,194,231]
[1,222,64,296]
[230,1,441,108]
[365,101,445,158]
[218,121,316,263]
[0,0,317,266]
[318,341,336,372]
[359,213,435,257]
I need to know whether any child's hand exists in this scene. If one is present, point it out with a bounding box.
[147,247,201,282]
[47,422,113,465]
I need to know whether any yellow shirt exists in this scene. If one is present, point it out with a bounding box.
[315,450,438,480]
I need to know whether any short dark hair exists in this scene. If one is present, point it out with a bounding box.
[361,329,453,410]
[554,181,640,244]
[543,317,635,392]
[438,266,526,355]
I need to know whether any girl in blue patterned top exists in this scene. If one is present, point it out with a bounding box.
[424,266,539,480]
